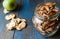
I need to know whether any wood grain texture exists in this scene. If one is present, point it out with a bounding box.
[14,0,60,39]
[0,5,14,39]
[0,0,60,39]
[14,0,47,39]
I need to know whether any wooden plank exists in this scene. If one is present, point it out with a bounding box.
[14,0,47,39]
[0,5,18,39]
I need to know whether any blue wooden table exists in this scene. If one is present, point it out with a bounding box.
[0,0,60,39]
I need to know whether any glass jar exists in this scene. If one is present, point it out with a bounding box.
[32,2,60,37]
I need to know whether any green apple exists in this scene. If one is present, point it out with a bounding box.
[3,0,17,10]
